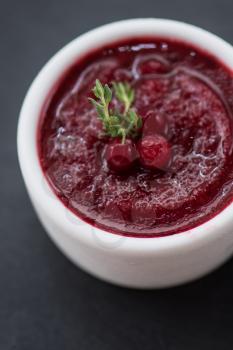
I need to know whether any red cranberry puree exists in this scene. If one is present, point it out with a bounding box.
[38,38,233,237]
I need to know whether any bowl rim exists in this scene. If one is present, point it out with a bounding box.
[17,18,233,254]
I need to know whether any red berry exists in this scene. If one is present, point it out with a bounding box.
[138,135,171,170]
[105,139,138,173]
[143,111,167,136]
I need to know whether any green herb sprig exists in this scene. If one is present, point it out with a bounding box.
[89,80,142,144]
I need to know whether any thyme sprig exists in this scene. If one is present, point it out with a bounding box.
[89,79,142,144]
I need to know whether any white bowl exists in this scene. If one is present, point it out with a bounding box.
[17,19,233,288]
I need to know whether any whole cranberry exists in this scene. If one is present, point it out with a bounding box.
[138,134,171,170]
[105,139,138,173]
[143,111,167,136]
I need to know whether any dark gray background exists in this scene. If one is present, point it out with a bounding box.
[1,0,233,349]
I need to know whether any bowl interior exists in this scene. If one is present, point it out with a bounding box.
[17,18,233,252]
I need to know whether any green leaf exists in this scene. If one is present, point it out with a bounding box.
[113,81,135,115]
[113,82,125,103]
[92,86,99,98]
[97,107,105,119]
[104,84,112,104]
[94,79,104,99]
[137,115,143,129]
[109,116,120,125]
[88,97,100,107]
[128,109,136,121]
[128,89,135,105]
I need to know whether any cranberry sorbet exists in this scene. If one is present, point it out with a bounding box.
[38,38,233,237]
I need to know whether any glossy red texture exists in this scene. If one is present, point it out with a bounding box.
[138,135,171,170]
[105,139,138,173]
[142,111,168,136]
[38,37,233,237]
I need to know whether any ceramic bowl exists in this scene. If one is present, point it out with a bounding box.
[17,19,233,288]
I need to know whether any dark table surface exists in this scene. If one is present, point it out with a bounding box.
[1,0,233,349]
